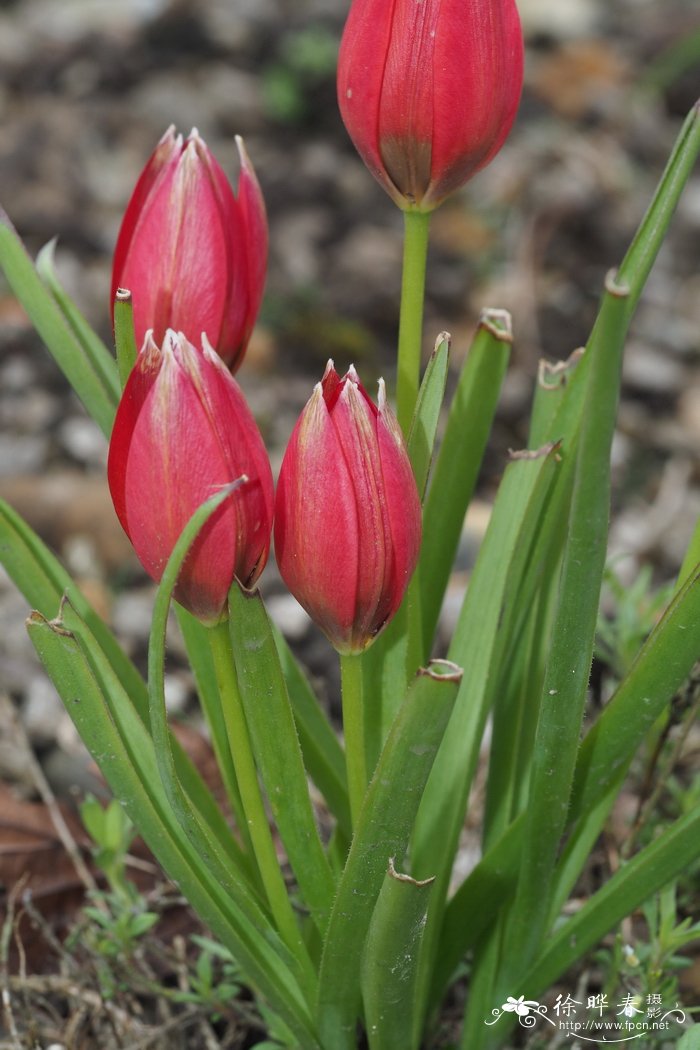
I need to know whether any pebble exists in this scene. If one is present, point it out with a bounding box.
[23,675,66,748]
[58,416,107,466]
[267,593,312,642]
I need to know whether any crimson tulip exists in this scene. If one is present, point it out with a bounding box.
[274,362,422,653]
[337,0,523,211]
[111,127,267,371]
[108,330,274,622]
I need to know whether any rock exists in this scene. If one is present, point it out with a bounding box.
[267,592,311,641]
[23,675,68,748]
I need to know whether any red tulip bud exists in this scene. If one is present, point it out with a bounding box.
[274,362,422,653]
[111,127,267,371]
[108,330,274,622]
[337,0,523,211]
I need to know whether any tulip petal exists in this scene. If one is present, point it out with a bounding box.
[110,126,182,313]
[194,336,275,585]
[275,384,361,650]
[337,0,405,205]
[235,136,269,363]
[166,140,231,348]
[329,376,391,647]
[377,0,439,204]
[376,381,422,624]
[108,331,273,621]
[426,0,523,205]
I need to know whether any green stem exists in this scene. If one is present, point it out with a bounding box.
[396,210,431,435]
[207,620,313,985]
[341,651,367,828]
[113,287,139,388]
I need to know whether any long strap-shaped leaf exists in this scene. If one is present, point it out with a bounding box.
[361,861,436,1050]
[273,623,351,840]
[316,661,462,1050]
[517,803,700,1019]
[419,309,512,655]
[228,582,336,935]
[435,565,700,1005]
[27,611,320,1046]
[433,100,700,1029]
[362,333,452,768]
[0,210,118,436]
[497,273,631,989]
[0,499,235,856]
[145,485,317,1002]
[410,443,564,1025]
[36,238,121,401]
[63,600,253,883]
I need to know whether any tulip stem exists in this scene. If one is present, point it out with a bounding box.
[207,620,314,989]
[113,288,139,388]
[341,651,367,828]
[396,210,431,435]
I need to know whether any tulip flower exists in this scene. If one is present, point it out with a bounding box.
[274,362,422,653]
[337,0,523,211]
[108,329,274,622]
[111,127,267,371]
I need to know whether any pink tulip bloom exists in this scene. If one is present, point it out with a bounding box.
[111,127,267,371]
[337,0,523,211]
[108,330,273,622]
[275,362,422,653]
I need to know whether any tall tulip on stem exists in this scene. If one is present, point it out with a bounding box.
[275,361,422,823]
[337,0,524,431]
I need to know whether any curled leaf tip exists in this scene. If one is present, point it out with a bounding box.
[605,268,631,298]
[388,856,436,887]
[418,658,463,683]
[508,440,562,462]
[479,308,513,343]
[537,348,585,390]
[433,331,451,353]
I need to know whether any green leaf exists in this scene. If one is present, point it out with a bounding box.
[419,308,512,654]
[411,443,563,1022]
[316,660,461,1050]
[0,210,117,436]
[175,605,256,862]
[498,274,631,989]
[617,102,700,316]
[407,332,451,500]
[129,912,159,937]
[273,624,351,840]
[438,565,700,1002]
[520,803,700,1001]
[571,568,700,820]
[0,498,242,870]
[27,611,319,1046]
[35,237,120,404]
[677,1025,700,1050]
[361,861,435,1050]
[0,498,144,706]
[80,795,108,847]
[228,582,336,934]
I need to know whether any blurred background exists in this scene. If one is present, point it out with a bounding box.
[1,0,700,774]
[0,0,699,1035]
